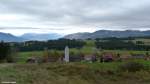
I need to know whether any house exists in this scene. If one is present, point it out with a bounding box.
[26,57,38,63]
[101,53,114,62]
[84,54,97,62]
[131,54,145,59]
[120,55,132,61]
[69,54,83,62]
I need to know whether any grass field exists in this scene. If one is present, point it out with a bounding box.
[1,39,150,84]
[14,43,150,84]
[0,61,150,84]
[3,45,150,84]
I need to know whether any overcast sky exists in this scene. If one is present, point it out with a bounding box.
[0,0,150,36]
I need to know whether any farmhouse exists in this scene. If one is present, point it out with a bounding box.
[101,53,114,62]
[69,55,82,62]
[84,55,97,62]
[120,54,132,61]
[26,57,38,63]
[131,54,145,59]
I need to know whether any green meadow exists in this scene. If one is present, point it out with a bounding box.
[0,61,150,84]
[0,39,150,84]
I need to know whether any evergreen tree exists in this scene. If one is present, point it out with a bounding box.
[0,41,11,62]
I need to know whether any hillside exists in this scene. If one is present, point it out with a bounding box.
[0,32,24,42]
[20,33,62,41]
[0,32,62,42]
[64,30,150,39]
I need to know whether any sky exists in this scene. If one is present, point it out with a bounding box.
[0,0,150,36]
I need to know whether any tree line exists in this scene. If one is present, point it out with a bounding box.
[14,39,86,51]
[95,39,150,51]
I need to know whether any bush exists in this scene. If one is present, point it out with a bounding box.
[119,62,145,72]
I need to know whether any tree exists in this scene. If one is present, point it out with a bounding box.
[0,41,11,62]
[136,41,144,45]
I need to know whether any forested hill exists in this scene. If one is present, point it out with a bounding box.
[64,30,150,39]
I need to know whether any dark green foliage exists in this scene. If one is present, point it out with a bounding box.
[119,62,145,72]
[136,41,144,45]
[15,39,85,51]
[95,40,133,50]
[95,37,136,40]
[0,41,11,62]
[7,47,18,63]
[95,39,150,50]
[10,37,150,51]
[146,52,149,56]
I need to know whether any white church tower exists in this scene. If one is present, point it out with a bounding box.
[64,46,69,62]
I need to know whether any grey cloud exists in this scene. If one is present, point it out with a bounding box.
[0,0,150,31]
[0,27,65,30]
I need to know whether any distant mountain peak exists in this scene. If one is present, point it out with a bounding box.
[0,32,63,42]
[64,30,150,39]
[20,33,62,41]
[0,32,24,42]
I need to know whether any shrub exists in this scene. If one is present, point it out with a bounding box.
[119,62,145,72]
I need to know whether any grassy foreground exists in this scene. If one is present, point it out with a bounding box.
[0,62,150,84]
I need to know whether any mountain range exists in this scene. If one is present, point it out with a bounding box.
[0,30,150,42]
[0,32,25,42]
[20,33,61,41]
[0,33,62,42]
[64,30,150,39]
